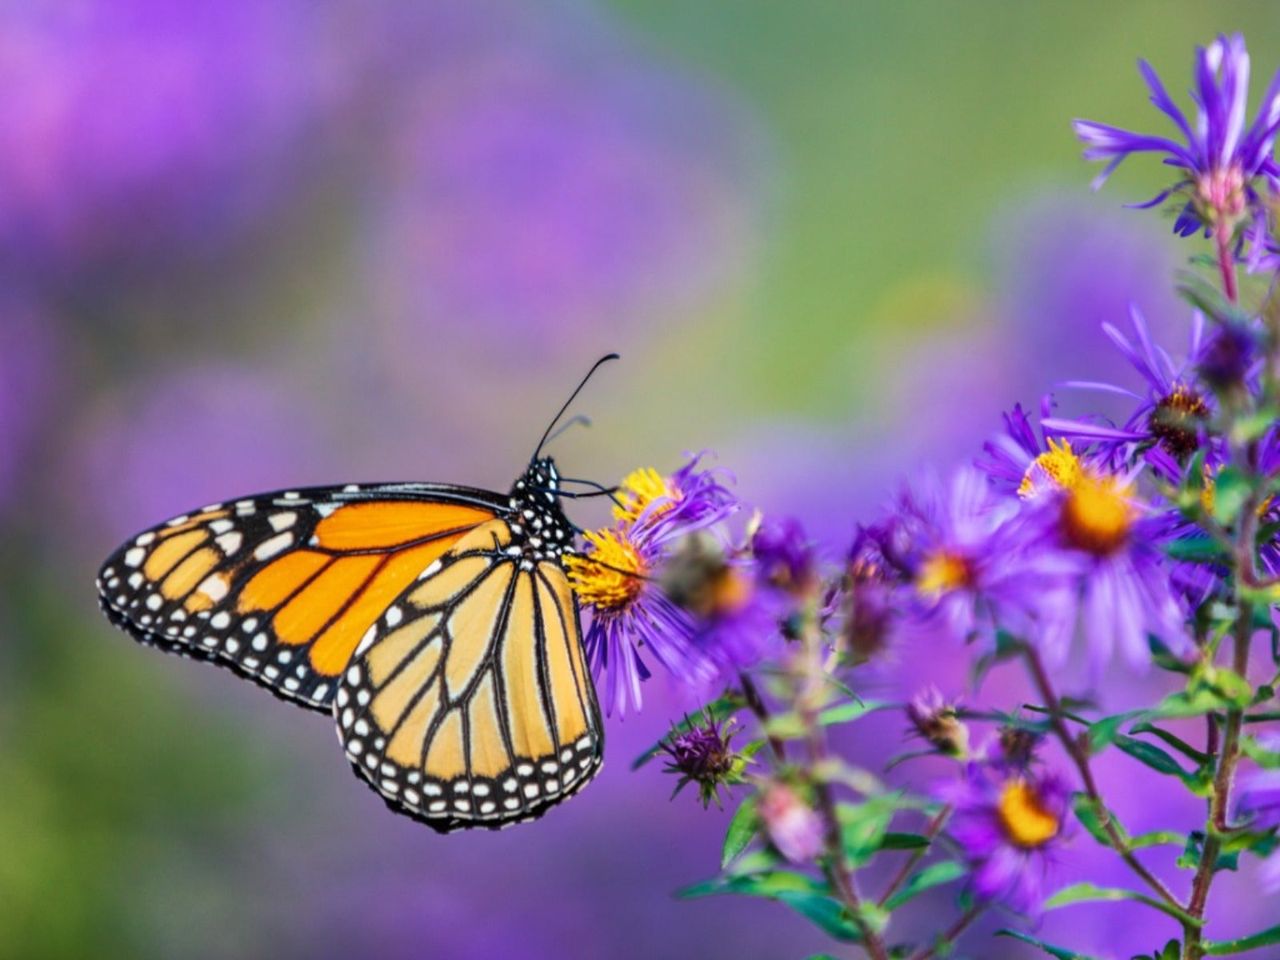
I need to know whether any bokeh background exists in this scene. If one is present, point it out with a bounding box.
[3,3,1279,958]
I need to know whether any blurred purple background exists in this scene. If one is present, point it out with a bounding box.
[2,2,1277,958]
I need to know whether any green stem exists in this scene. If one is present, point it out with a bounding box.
[1183,603,1253,960]
[908,902,987,960]
[1023,647,1183,911]
[877,806,951,908]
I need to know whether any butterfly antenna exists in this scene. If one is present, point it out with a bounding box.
[532,353,619,463]
[543,414,593,448]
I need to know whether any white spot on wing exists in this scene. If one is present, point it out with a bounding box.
[254,532,293,560]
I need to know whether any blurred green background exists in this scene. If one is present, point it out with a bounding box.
[2,2,1278,958]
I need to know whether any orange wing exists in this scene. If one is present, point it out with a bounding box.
[96,483,508,710]
[334,519,604,832]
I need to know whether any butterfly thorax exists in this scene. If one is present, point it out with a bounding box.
[505,457,574,565]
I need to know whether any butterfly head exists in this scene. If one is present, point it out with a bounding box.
[507,457,574,562]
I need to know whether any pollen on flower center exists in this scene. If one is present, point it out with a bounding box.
[1018,438,1083,499]
[614,466,679,523]
[996,779,1060,849]
[1059,473,1136,555]
[1149,385,1208,459]
[566,529,645,612]
[916,549,974,597]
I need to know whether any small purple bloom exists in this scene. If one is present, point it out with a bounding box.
[906,687,970,758]
[659,714,743,807]
[624,453,740,545]
[660,534,783,683]
[941,762,1070,915]
[1044,306,1212,474]
[1075,34,1280,239]
[751,516,816,594]
[889,467,1068,643]
[1236,759,1280,893]
[758,784,825,864]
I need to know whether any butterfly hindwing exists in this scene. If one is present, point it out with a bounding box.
[335,519,604,832]
[96,484,505,710]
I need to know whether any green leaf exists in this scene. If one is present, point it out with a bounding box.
[1211,466,1250,526]
[631,694,743,769]
[1241,735,1280,768]
[1204,923,1280,954]
[837,800,892,867]
[996,929,1104,960]
[1128,830,1187,850]
[817,698,893,726]
[721,795,758,868]
[1072,792,1127,848]
[1044,882,1199,925]
[1087,710,1147,753]
[1230,406,1280,445]
[773,890,865,942]
[762,712,808,740]
[1165,536,1230,564]
[678,871,863,942]
[877,832,931,851]
[1152,688,1233,719]
[1130,721,1211,765]
[883,860,965,911]
[1113,735,1209,791]
[678,869,824,901]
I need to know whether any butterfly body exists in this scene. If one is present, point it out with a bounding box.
[96,456,604,832]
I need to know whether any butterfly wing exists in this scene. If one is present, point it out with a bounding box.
[335,518,604,831]
[96,484,507,710]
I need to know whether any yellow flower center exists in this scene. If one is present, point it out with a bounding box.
[997,779,1060,849]
[565,529,645,611]
[1060,472,1136,555]
[614,467,679,524]
[916,550,973,597]
[1018,438,1084,499]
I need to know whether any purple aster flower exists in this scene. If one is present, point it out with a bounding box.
[758,784,825,864]
[1020,469,1191,670]
[842,527,899,660]
[889,467,1070,643]
[750,516,817,595]
[1075,34,1280,241]
[659,714,745,808]
[0,0,351,272]
[1044,306,1213,475]
[659,534,783,683]
[566,455,742,716]
[566,520,715,718]
[1236,759,1280,893]
[906,687,970,758]
[616,453,739,543]
[977,398,1092,501]
[941,762,1070,915]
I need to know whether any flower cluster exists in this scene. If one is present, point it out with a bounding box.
[571,32,1280,960]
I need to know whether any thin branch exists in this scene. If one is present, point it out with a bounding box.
[1023,647,1183,911]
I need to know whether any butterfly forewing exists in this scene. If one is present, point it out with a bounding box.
[95,484,504,710]
[336,519,604,832]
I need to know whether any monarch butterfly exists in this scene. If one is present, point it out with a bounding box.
[95,356,621,832]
